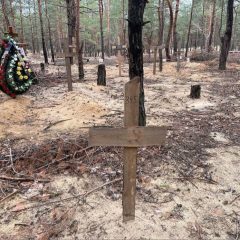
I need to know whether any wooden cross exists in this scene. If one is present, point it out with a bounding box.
[5,26,18,38]
[64,38,77,92]
[112,37,127,77]
[152,45,165,75]
[89,77,167,222]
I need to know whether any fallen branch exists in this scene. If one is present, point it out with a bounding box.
[230,194,240,205]
[43,119,72,131]
[0,175,50,183]
[0,190,19,204]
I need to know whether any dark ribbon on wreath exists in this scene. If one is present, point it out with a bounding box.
[0,36,36,98]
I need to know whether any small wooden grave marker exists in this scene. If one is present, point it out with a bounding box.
[112,38,127,77]
[64,38,77,92]
[89,77,167,222]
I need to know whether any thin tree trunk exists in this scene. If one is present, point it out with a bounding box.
[33,0,40,53]
[205,0,216,52]
[1,0,11,28]
[37,0,48,64]
[219,0,224,39]
[45,0,55,63]
[28,0,36,54]
[158,0,164,72]
[201,0,205,51]
[219,0,234,70]
[165,0,173,61]
[122,0,126,45]
[231,8,237,50]
[98,0,105,60]
[173,0,180,56]
[66,0,76,64]
[19,0,24,42]
[185,0,195,57]
[76,0,84,79]
[128,0,148,126]
[107,0,111,56]
[9,0,16,28]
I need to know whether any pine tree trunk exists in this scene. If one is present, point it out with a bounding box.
[76,0,84,79]
[128,0,148,126]
[173,0,180,56]
[45,0,55,63]
[185,0,195,57]
[98,0,105,60]
[158,0,164,72]
[33,0,40,53]
[205,0,216,52]
[19,0,24,42]
[107,0,111,56]
[1,0,11,28]
[66,0,76,64]
[219,0,234,70]
[165,0,173,61]
[9,0,16,28]
[37,0,48,64]
[28,0,36,54]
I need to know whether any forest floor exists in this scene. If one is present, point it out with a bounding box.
[0,56,239,240]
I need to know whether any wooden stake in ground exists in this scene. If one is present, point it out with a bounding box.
[64,39,76,91]
[112,41,126,77]
[89,77,167,222]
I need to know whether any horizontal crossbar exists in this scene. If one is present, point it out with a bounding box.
[89,126,167,147]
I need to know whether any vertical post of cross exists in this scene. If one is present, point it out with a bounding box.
[64,38,73,91]
[122,77,140,222]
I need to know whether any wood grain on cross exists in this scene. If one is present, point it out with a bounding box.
[64,38,77,92]
[89,77,167,222]
[112,38,126,77]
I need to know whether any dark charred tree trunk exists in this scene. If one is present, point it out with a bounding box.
[185,0,195,57]
[128,0,148,126]
[76,0,84,79]
[45,0,55,63]
[190,85,201,99]
[97,64,106,86]
[165,0,173,61]
[173,0,180,56]
[219,0,234,70]
[158,0,164,72]
[38,0,48,64]
[66,0,76,64]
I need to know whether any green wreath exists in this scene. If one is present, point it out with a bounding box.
[0,36,36,96]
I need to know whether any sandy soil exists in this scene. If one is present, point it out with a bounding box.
[0,57,239,239]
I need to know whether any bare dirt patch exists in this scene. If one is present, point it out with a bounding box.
[0,59,239,239]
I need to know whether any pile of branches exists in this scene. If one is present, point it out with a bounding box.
[190,51,219,62]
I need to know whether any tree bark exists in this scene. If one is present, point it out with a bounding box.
[128,0,148,126]
[1,0,11,28]
[185,0,195,57]
[28,0,36,54]
[219,0,234,70]
[205,0,216,52]
[44,0,55,63]
[173,0,180,56]
[76,0,84,79]
[98,0,105,60]
[33,0,40,53]
[165,0,173,61]
[158,0,164,72]
[66,0,76,64]
[37,0,48,64]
